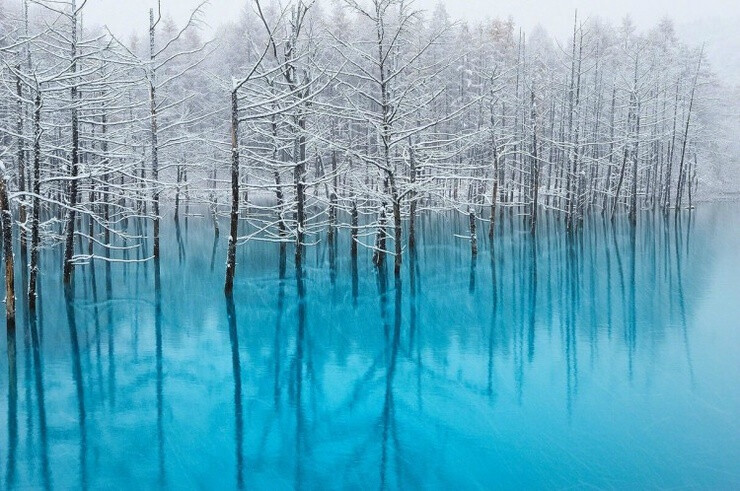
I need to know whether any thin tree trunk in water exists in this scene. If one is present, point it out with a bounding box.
[569,27,584,228]
[63,0,80,284]
[489,129,499,240]
[224,89,240,295]
[588,48,603,210]
[612,86,635,222]
[149,8,161,258]
[611,144,629,222]
[88,187,95,257]
[15,69,27,256]
[391,191,401,277]
[271,114,284,237]
[373,206,387,268]
[409,142,417,249]
[101,105,110,255]
[0,164,16,328]
[294,117,306,265]
[174,165,181,222]
[210,164,220,237]
[530,87,540,234]
[675,48,702,211]
[28,88,41,311]
[328,127,338,246]
[274,170,285,236]
[499,103,508,215]
[565,13,578,229]
[629,103,641,224]
[664,82,680,210]
[602,87,616,213]
[182,165,190,219]
[469,207,478,257]
[688,153,697,210]
[629,57,640,225]
[351,197,358,258]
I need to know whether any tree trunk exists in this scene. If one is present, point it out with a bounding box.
[409,141,417,249]
[530,87,539,234]
[469,207,478,257]
[328,126,338,246]
[351,197,358,258]
[15,69,27,255]
[149,8,161,258]
[224,89,240,294]
[0,164,16,328]
[294,117,307,266]
[373,206,387,268]
[629,58,641,225]
[28,88,41,310]
[63,1,80,284]
[675,49,702,210]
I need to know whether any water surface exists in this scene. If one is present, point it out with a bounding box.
[1,204,739,489]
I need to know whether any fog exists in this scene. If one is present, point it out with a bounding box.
[81,0,740,84]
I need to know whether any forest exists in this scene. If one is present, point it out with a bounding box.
[0,0,723,317]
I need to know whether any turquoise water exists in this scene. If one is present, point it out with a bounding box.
[1,205,739,489]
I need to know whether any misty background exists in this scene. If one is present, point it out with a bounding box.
[80,0,740,194]
[86,0,740,84]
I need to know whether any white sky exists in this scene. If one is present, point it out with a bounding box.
[78,0,740,36]
[80,0,737,39]
[75,0,740,82]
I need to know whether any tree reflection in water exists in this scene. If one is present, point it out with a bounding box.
[1,205,738,489]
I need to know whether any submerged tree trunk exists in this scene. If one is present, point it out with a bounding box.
[351,196,358,258]
[62,1,80,284]
[409,141,417,249]
[629,102,641,224]
[101,100,111,256]
[663,82,680,211]
[15,69,27,256]
[28,87,41,310]
[629,58,641,225]
[210,164,220,237]
[469,207,478,257]
[675,49,702,211]
[224,89,240,295]
[0,164,16,328]
[294,118,307,266]
[328,135,338,246]
[489,131,499,240]
[612,85,636,222]
[530,87,540,234]
[272,115,285,237]
[373,205,387,268]
[602,87,616,213]
[149,8,161,258]
[391,193,402,276]
[174,165,182,222]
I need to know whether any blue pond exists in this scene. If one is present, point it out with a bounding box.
[1,204,739,489]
